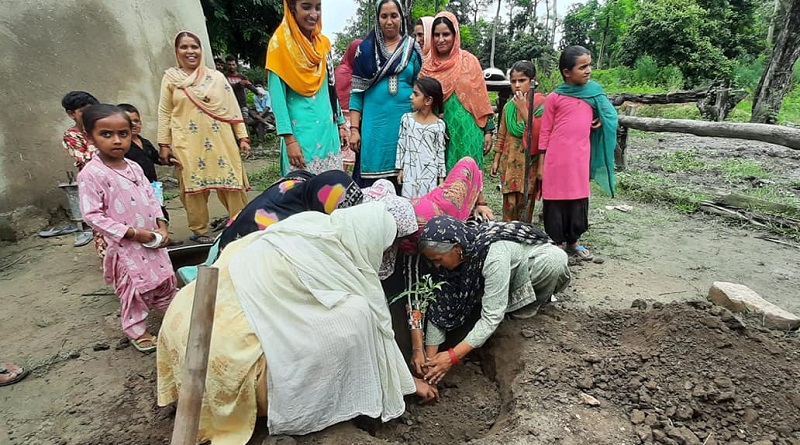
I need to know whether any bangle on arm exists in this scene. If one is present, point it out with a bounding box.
[239,137,251,144]
[448,348,459,365]
[476,201,488,207]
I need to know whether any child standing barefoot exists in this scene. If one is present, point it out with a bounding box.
[396,77,447,199]
[538,46,618,260]
[491,61,546,222]
[77,104,177,352]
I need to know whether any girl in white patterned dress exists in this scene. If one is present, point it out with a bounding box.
[395,77,447,198]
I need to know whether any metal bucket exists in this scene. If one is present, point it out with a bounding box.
[58,182,82,222]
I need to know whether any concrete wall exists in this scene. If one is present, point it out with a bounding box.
[0,0,212,213]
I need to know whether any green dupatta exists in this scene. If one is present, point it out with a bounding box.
[504,98,544,138]
[554,80,618,196]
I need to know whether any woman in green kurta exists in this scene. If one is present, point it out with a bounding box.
[266,0,346,176]
[417,215,571,384]
[420,11,495,171]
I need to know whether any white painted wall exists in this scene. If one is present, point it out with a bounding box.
[0,0,211,212]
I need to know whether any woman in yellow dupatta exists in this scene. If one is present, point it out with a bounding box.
[266,0,346,176]
[157,30,250,244]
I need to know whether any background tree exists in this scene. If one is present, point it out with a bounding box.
[200,0,282,68]
[751,0,800,123]
[618,0,730,85]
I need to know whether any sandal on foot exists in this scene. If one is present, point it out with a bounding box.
[567,245,594,261]
[189,233,215,244]
[0,363,30,387]
[132,335,158,353]
[39,226,79,238]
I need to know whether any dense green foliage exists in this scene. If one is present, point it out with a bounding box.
[562,0,767,86]
[201,0,282,67]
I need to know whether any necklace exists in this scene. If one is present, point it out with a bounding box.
[103,158,139,185]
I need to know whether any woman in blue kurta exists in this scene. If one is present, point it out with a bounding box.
[266,0,347,176]
[349,0,422,189]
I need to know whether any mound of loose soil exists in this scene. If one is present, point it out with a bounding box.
[482,301,800,445]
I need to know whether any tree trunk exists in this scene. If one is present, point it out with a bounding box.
[766,0,784,45]
[597,12,611,69]
[550,0,558,46]
[490,0,502,68]
[403,0,414,32]
[751,0,800,124]
[618,116,800,150]
[544,0,550,34]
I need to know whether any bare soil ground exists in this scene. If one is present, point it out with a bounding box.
[1,134,799,445]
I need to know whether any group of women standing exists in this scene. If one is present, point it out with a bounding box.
[272,0,495,189]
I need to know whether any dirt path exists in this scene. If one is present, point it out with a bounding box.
[1,135,799,444]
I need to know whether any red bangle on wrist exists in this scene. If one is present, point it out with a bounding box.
[448,348,459,365]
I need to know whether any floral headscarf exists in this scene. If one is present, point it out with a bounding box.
[363,179,417,279]
[218,170,363,250]
[420,215,550,329]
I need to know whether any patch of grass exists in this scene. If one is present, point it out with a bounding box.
[718,158,771,180]
[616,169,713,213]
[739,185,800,208]
[163,191,179,201]
[657,150,708,173]
[633,104,702,120]
[247,162,282,191]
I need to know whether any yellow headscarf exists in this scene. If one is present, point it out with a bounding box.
[265,0,332,96]
[165,30,243,123]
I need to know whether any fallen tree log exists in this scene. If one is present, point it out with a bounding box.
[608,88,709,106]
[618,116,800,150]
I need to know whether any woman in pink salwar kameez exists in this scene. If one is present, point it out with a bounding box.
[77,104,177,353]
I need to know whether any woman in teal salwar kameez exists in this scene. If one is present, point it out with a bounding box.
[349,0,422,189]
[266,0,347,176]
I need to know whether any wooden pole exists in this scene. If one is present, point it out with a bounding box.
[615,105,636,171]
[170,266,219,445]
[617,116,800,150]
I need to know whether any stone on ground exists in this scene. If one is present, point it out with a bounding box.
[707,281,800,330]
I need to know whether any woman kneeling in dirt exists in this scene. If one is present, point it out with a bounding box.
[157,202,438,444]
[416,216,571,384]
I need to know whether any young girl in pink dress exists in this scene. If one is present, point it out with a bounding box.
[77,104,177,353]
[537,46,618,260]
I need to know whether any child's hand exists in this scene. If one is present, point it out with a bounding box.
[132,228,156,244]
[483,133,493,154]
[512,90,528,113]
[397,170,403,184]
[156,227,170,248]
[491,158,500,177]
